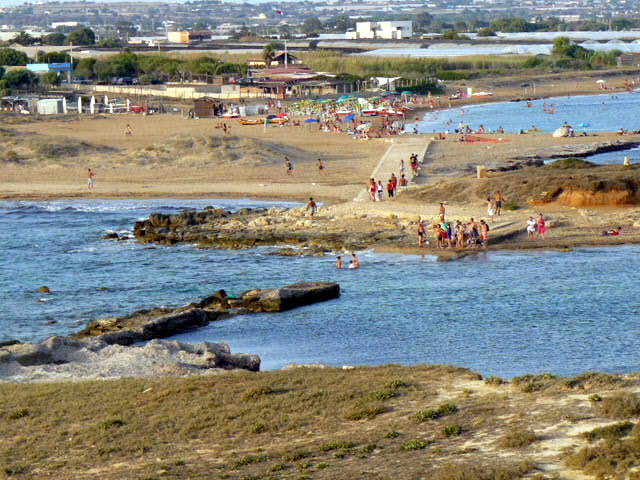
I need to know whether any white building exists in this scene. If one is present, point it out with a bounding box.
[346,21,413,40]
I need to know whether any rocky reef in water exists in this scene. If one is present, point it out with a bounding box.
[133,206,376,252]
[0,282,340,382]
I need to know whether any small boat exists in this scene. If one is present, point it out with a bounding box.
[268,117,288,124]
[362,109,378,116]
[239,118,263,126]
[335,109,354,116]
[222,112,239,118]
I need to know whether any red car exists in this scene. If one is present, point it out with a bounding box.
[130,105,145,113]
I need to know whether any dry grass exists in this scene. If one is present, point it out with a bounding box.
[581,421,634,442]
[2,365,640,479]
[594,392,640,419]
[497,428,538,449]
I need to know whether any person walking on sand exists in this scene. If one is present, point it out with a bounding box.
[526,216,537,239]
[368,178,376,201]
[387,178,394,199]
[400,159,406,176]
[335,256,343,269]
[439,202,446,220]
[376,180,384,201]
[494,191,504,216]
[125,123,133,136]
[480,219,490,249]
[537,213,546,239]
[87,168,95,189]
[417,219,426,247]
[284,157,293,176]
[316,158,324,174]
[487,197,495,223]
[390,173,398,196]
[306,197,317,216]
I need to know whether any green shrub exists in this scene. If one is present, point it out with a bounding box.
[282,450,310,462]
[547,157,595,169]
[400,439,430,450]
[484,376,504,386]
[344,401,386,420]
[589,393,603,402]
[9,408,29,420]
[232,454,269,468]
[250,422,267,434]
[98,418,125,430]
[320,441,355,452]
[385,430,401,438]
[443,424,463,437]
[415,403,458,422]
[242,385,274,401]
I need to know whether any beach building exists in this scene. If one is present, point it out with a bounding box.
[167,31,214,44]
[346,21,413,40]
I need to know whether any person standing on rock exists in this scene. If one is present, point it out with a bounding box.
[480,219,490,249]
[494,191,504,216]
[307,197,317,216]
[87,168,95,190]
[537,213,546,239]
[417,219,426,247]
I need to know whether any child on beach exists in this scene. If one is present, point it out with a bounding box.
[526,217,537,238]
[87,168,95,189]
[376,180,384,201]
[487,197,495,223]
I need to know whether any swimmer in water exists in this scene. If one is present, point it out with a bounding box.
[336,256,342,269]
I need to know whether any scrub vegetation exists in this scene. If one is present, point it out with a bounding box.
[3,365,640,479]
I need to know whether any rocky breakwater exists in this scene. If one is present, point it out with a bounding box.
[133,206,380,252]
[1,282,340,382]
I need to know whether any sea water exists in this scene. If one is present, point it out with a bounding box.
[2,198,640,378]
[417,92,640,135]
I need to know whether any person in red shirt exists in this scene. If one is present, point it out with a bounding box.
[387,179,394,199]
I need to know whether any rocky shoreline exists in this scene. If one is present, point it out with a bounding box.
[0,282,340,382]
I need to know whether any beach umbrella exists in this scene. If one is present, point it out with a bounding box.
[304,118,318,123]
[342,114,355,122]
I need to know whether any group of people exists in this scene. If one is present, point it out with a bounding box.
[367,173,409,201]
[419,215,491,250]
[335,253,360,269]
[526,214,547,239]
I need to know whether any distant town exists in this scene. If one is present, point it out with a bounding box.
[3,0,640,48]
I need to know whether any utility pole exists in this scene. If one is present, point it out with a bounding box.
[68,42,73,84]
[284,39,288,69]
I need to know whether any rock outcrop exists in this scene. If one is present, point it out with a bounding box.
[0,337,260,382]
[75,283,339,343]
[132,207,370,251]
[515,140,640,161]
[237,282,341,312]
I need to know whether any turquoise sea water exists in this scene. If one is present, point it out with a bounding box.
[3,198,640,378]
[417,92,640,135]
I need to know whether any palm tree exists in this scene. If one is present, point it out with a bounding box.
[262,43,276,67]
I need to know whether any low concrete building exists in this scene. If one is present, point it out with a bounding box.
[346,21,413,40]
[167,31,214,44]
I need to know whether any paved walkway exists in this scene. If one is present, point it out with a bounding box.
[354,137,431,201]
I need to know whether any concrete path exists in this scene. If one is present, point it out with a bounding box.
[354,137,431,201]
